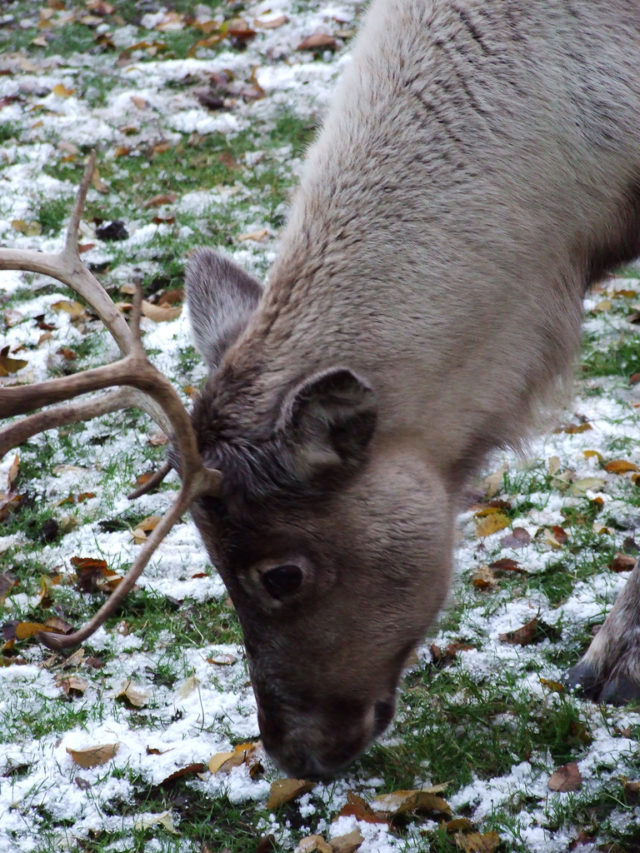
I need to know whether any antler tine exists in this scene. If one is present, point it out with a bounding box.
[0,388,171,459]
[0,151,132,354]
[38,467,222,651]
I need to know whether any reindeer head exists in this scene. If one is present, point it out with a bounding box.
[185,249,454,777]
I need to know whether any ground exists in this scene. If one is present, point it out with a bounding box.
[1,1,640,851]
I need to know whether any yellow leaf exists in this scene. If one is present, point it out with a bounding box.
[474,511,510,538]
[10,219,41,236]
[370,787,451,817]
[237,228,270,243]
[67,743,119,768]
[568,477,606,495]
[583,449,603,464]
[539,677,564,693]
[267,778,316,809]
[52,83,75,97]
[52,300,86,318]
[15,621,53,640]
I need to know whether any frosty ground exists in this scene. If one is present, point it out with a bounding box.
[1,1,640,851]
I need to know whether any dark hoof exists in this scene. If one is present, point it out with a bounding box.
[564,661,603,700]
[599,676,640,706]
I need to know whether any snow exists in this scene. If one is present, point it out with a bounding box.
[1,0,640,850]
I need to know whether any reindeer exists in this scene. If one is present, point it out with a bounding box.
[2,0,640,779]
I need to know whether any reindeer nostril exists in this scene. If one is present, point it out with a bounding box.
[373,698,395,737]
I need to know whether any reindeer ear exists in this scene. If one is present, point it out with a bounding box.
[278,368,377,477]
[185,248,262,369]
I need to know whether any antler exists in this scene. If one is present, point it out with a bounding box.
[0,151,221,650]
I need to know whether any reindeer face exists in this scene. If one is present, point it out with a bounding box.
[190,437,453,778]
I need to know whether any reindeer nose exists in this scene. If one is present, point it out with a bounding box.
[257,692,396,778]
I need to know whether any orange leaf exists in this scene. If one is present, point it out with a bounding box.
[266,778,315,809]
[604,459,639,474]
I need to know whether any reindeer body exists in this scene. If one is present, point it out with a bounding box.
[185,0,640,777]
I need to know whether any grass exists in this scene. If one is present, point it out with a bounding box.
[2,2,640,852]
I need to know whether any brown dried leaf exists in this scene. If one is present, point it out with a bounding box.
[500,526,531,548]
[471,565,497,590]
[237,228,270,243]
[445,818,476,833]
[0,574,18,602]
[254,14,288,29]
[140,300,182,322]
[498,616,539,646]
[330,829,364,853]
[548,761,582,792]
[337,791,388,825]
[144,192,177,207]
[297,836,332,853]
[7,454,19,491]
[558,421,592,434]
[159,762,206,785]
[116,680,150,708]
[57,675,89,696]
[610,553,637,573]
[266,778,316,809]
[454,830,501,853]
[66,743,119,768]
[488,557,526,574]
[0,492,25,521]
[209,742,259,774]
[430,642,475,667]
[297,33,337,50]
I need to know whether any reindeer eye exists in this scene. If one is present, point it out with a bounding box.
[260,564,303,600]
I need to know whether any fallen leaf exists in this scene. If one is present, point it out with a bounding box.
[267,778,316,809]
[539,677,564,693]
[474,510,510,537]
[454,830,501,852]
[370,787,451,818]
[131,514,162,543]
[67,743,119,768]
[500,526,531,548]
[610,553,636,572]
[52,300,86,318]
[133,810,178,834]
[604,459,639,474]
[52,83,74,97]
[254,14,288,29]
[330,829,364,853]
[548,761,582,792]
[144,192,177,207]
[237,228,270,243]
[140,300,182,322]
[471,565,497,590]
[57,675,89,696]
[0,574,18,602]
[337,791,387,825]
[488,557,526,574]
[7,454,19,491]
[568,477,606,496]
[297,836,332,853]
[208,742,260,774]
[297,33,337,50]
[73,558,122,594]
[159,762,206,784]
[584,449,604,464]
[0,346,28,376]
[4,309,24,327]
[430,642,475,667]
[622,777,640,805]
[206,653,236,665]
[445,818,476,833]
[557,421,592,434]
[116,680,150,708]
[498,616,539,646]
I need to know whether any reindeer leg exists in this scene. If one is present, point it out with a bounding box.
[566,560,640,704]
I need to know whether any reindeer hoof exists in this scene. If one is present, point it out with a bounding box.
[599,676,640,706]
[564,661,602,700]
